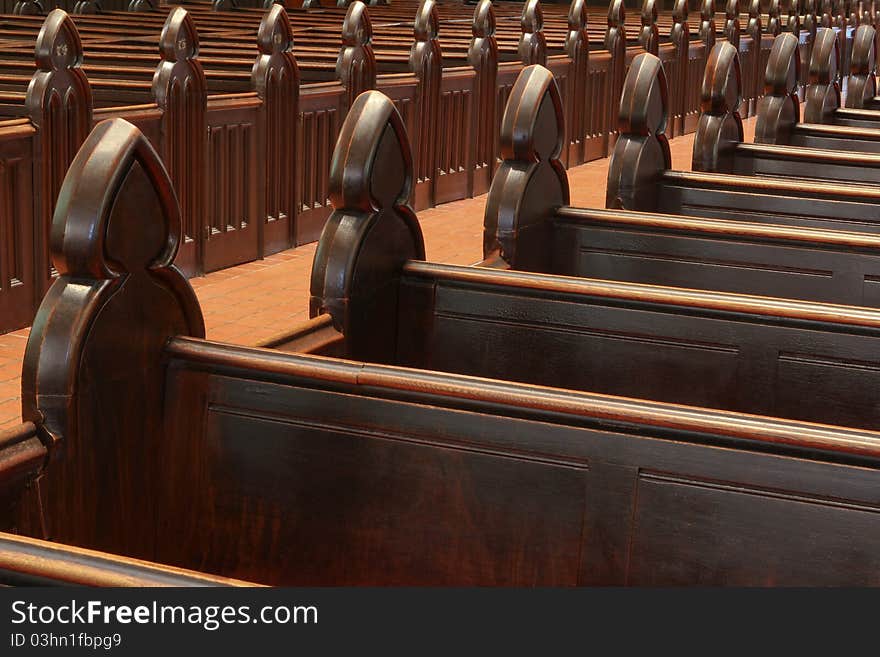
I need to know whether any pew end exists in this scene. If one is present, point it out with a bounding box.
[804,27,843,123]
[0,423,46,536]
[309,89,424,363]
[692,41,745,171]
[755,32,802,143]
[483,64,569,271]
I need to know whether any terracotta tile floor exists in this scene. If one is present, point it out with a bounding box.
[0,116,758,430]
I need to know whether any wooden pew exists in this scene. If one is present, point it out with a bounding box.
[13,110,880,585]
[12,115,880,585]
[606,50,880,235]
[694,37,880,184]
[483,64,880,306]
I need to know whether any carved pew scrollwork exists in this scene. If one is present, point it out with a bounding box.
[336,1,376,112]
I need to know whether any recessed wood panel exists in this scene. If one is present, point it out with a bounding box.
[628,472,880,585]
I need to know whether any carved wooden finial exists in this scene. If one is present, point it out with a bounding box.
[639,0,660,55]
[27,9,93,289]
[608,0,625,28]
[341,0,372,45]
[605,0,626,51]
[158,6,199,64]
[674,0,689,21]
[47,121,190,282]
[606,53,671,210]
[846,23,878,107]
[22,118,204,555]
[725,0,741,47]
[252,2,298,246]
[518,0,546,66]
[414,0,439,42]
[568,0,587,34]
[472,0,496,39]
[565,0,589,59]
[34,8,83,73]
[802,0,818,40]
[693,41,744,171]
[310,90,424,361]
[151,5,206,277]
[671,0,689,47]
[754,32,801,142]
[253,3,298,97]
[699,0,717,48]
[469,0,497,68]
[336,2,376,109]
[483,65,569,269]
[702,42,744,116]
[257,2,292,55]
[804,27,842,121]
[810,27,840,85]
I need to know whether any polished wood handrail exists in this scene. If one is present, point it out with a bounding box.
[555,205,880,249]
[165,336,880,462]
[403,259,880,329]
